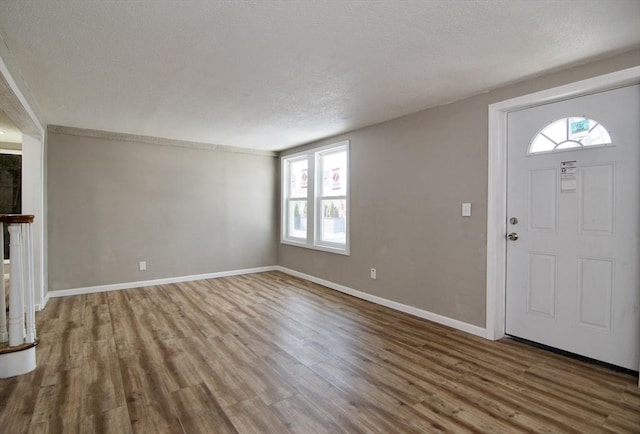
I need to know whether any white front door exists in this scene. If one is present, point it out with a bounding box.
[505,84,640,370]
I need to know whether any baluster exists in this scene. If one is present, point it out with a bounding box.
[0,222,6,343]
[23,223,35,342]
[7,223,24,346]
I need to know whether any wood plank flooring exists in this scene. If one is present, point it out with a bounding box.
[0,271,638,433]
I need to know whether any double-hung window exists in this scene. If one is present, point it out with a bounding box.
[281,141,349,254]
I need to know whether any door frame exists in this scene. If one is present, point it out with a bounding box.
[486,65,640,341]
[0,53,46,310]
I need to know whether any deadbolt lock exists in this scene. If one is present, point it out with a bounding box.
[510,217,518,225]
[507,232,519,241]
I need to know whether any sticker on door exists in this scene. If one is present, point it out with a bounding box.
[560,160,577,193]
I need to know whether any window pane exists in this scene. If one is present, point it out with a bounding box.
[281,142,349,253]
[529,117,612,155]
[582,124,612,146]
[568,117,590,141]
[289,159,308,198]
[543,119,567,143]
[321,199,346,244]
[529,134,555,154]
[288,200,307,239]
[320,150,347,197]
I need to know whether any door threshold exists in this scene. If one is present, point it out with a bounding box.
[505,335,638,377]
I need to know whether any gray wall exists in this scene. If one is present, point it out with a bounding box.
[279,48,640,328]
[47,132,278,291]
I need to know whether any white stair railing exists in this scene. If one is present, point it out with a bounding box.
[0,214,36,348]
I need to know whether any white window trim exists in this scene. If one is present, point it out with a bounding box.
[281,141,350,255]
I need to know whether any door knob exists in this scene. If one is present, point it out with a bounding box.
[507,232,519,241]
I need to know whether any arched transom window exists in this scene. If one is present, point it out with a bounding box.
[528,117,612,155]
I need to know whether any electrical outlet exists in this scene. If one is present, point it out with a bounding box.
[370,268,377,279]
[139,261,147,271]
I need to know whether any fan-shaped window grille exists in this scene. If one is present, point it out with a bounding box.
[528,117,612,155]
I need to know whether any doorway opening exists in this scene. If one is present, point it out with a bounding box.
[0,111,22,280]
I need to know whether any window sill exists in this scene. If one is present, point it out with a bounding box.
[280,239,350,256]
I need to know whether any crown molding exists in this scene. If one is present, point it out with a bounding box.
[47,125,277,157]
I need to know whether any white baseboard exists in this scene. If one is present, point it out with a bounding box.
[275,266,487,338]
[48,266,278,298]
[36,291,50,311]
[45,264,486,338]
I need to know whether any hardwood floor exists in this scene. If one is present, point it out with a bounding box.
[0,271,638,433]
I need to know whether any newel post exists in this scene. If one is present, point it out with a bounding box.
[0,214,36,347]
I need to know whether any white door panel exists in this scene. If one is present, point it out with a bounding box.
[506,84,640,370]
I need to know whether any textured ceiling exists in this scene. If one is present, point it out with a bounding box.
[0,1,639,151]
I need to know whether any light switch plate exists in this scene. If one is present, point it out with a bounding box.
[462,202,472,217]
